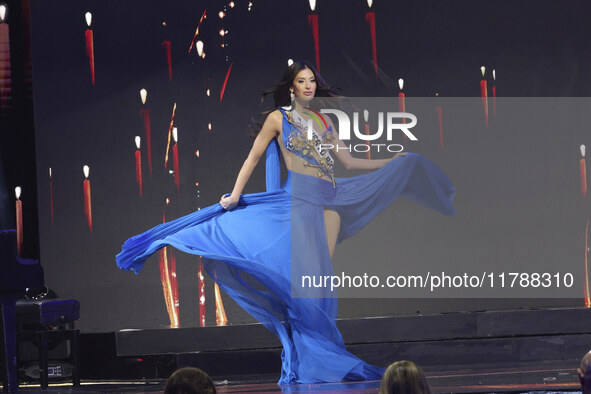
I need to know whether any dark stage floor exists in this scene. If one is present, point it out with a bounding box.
[4,308,589,393]
[3,361,583,393]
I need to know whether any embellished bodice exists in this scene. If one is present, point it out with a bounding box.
[279,107,336,187]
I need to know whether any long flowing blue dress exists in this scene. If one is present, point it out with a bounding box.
[116,108,456,384]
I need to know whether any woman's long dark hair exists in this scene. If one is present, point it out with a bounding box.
[263,60,338,107]
[251,60,339,137]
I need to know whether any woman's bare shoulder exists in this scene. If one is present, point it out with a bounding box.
[267,109,283,121]
[259,109,283,136]
[266,110,283,128]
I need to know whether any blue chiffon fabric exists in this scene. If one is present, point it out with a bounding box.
[116,110,456,384]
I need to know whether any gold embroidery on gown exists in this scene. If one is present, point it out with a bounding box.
[285,110,336,187]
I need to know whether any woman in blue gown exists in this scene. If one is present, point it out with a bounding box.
[116,61,456,384]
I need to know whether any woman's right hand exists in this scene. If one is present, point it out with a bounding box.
[219,194,240,210]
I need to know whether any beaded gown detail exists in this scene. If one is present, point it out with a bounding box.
[116,108,456,384]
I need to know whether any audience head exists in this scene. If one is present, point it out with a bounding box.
[579,350,591,394]
[379,360,431,394]
[164,367,216,394]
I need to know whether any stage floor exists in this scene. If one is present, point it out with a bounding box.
[4,308,589,393]
[5,360,582,393]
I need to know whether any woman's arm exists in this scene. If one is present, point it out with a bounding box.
[326,118,406,171]
[219,110,282,210]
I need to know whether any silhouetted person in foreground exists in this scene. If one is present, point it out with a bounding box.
[379,360,431,394]
[579,350,591,394]
[164,367,216,394]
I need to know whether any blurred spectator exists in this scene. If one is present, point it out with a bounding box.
[578,350,591,394]
[379,360,431,394]
[164,367,216,394]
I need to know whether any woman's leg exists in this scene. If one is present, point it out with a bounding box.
[323,209,341,258]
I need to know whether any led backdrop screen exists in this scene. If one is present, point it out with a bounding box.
[30,0,591,331]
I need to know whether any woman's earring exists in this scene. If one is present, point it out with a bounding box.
[290,90,295,104]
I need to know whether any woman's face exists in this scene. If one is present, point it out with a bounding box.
[291,68,316,103]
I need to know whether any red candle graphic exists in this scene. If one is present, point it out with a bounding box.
[398,78,407,142]
[135,136,143,197]
[159,205,171,322]
[214,281,228,326]
[170,250,179,324]
[159,247,179,327]
[83,165,92,232]
[363,109,371,160]
[49,168,54,225]
[492,69,497,116]
[159,246,172,323]
[0,4,10,109]
[84,12,95,86]
[139,89,152,176]
[15,187,23,256]
[307,0,320,72]
[365,0,377,79]
[198,257,206,327]
[435,93,444,149]
[581,145,587,198]
[163,41,172,81]
[585,219,590,308]
[162,22,172,82]
[164,102,177,168]
[480,66,489,127]
[188,10,207,55]
[172,127,180,196]
[159,199,180,327]
[398,78,406,113]
[219,62,233,102]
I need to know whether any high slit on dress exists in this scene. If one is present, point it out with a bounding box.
[116,109,456,384]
